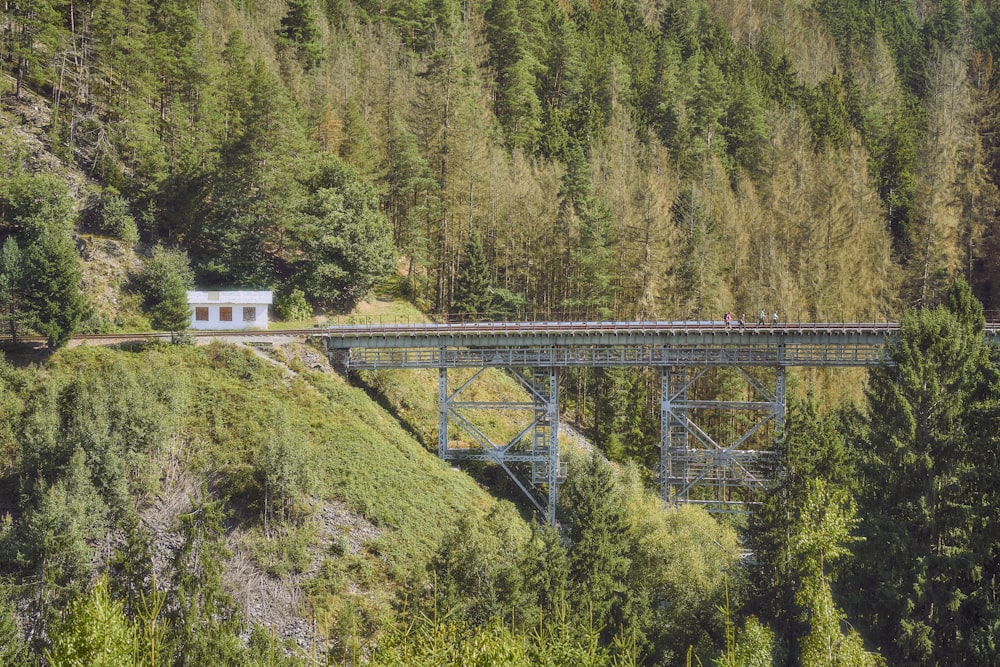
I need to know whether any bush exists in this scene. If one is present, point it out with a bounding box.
[274,288,312,321]
[95,193,139,244]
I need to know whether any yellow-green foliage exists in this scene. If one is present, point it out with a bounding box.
[360,366,531,451]
[45,577,138,667]
[620,465,743,659]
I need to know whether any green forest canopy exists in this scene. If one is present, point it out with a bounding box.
[3,0,1000,665]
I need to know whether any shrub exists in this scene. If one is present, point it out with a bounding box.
[274,288,312,321]
[95,193,139,244]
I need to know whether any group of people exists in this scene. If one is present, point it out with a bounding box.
[724,309,778,330]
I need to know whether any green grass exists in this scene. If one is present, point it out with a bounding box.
[42,342,501,618]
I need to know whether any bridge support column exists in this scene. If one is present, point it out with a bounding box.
[661,367,690,503]
[438,361,448,458]
[775,366,786,432]
[545,369,560,523]
[660,365,783,510]
[437,366,563,523]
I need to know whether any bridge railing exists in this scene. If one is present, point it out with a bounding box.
[321,319,905,337]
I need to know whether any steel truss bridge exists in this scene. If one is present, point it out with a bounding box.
[319,321,1000,523]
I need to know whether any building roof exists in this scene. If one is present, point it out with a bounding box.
[187,290,273,305]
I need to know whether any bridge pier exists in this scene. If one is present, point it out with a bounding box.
[437,363,563,523]
[660,365,784,510]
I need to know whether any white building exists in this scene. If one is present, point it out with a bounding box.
[187,290,273,330]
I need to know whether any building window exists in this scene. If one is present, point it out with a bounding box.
[219,307,232,322]
[195,307,209,321]
[243,306,256,322]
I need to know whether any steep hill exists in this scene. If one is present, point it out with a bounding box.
[0,338,507,657]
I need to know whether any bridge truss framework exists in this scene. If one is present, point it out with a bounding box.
[321,322,908,522]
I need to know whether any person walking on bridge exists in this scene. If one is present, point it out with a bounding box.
[772,311,779,325]
[758,309,765,326]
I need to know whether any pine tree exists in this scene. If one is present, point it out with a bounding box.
[382,116,441,299]
[485,0,542,152]
[296,157,396,310]
[338,99,380,178]
[747,398,854,646]
[45,577,138,667]
[452,231,492,319]
[790,480,881,667]
[0,582,27,667]
[9,0,66,99]
[21,228,88,349]
[560,452,633,639]
[169,495,244,665]
[135,246,193,333]
[848,279,1000,665]
[192,60,310,286]
[0,237,28,343]
[556,144,616,316]
[278,0,324,70]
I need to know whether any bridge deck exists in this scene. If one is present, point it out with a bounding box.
[320,321,976,369]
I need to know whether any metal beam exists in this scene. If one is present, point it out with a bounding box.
[661,366,784,510]
[437,366,562,523]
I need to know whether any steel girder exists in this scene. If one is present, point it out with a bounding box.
[661,365,785,511]
[437,362,563,523]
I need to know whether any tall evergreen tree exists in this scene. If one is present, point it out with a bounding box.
[0,237,27,343]
[452,231,492,319]
[556,144,616,315]
[296,157,396,310]
[135,246,193,333]
[191,60,310,286]
[21,229,88,349]
[381,116,441,299]
[8,0,66,99]
[560,452,634,640]
[484,0,542,151]
[847,279,1000,665]
[278,0,324,70]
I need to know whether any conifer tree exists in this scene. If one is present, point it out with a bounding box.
[21,228,88,349]
[485,0,542,152]
[278,0,324,70]
[747,398,853,653]
[9,0,65,99]
[135,246,193,333]
[452,231,492,319]
[45,577,138,667]
[556,144,616,315]
[0,237,27,343]
[0,582,27,667]
[848,279,1000,665]
[560,453,634,640]
[296,157,396,310]
[338,99,380,178]
[169,496,244,665]
[382,116,441,299]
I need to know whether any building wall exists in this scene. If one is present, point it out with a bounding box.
[189,303,270,330]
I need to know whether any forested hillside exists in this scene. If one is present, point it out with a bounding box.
[3,0,999,326]
[4,0,1000,665]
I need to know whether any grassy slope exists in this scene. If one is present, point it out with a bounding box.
[41,338,501,639]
